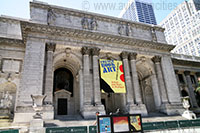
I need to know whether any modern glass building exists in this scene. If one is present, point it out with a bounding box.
[160,0,200,56]
[119,0,157,25]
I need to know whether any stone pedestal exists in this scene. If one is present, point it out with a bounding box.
[14,105,54,123]
[160,103,184,115]
[30,119,44,128]
[81,105,105,119]
[0,108,10,119]
[182,110,196,120]
[29,119,45,133]
[127,104,148,116]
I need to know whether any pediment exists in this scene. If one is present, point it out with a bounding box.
[54,89,71,95]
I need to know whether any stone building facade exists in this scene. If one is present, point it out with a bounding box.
[0,1,199,123]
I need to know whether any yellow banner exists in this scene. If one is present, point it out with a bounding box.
[99,59,126,93]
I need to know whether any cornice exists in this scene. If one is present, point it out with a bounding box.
[0,37,24,46]
[172,58,200,67]
[20,21,174,52]
[30,1,164,32]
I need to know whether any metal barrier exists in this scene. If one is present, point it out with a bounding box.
[45,119,200,132]
[0,129,19,133]
[46,126,87,133]
[142,119,200,131]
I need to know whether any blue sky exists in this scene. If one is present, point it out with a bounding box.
[0,0,184,24]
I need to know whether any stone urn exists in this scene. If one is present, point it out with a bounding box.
[181,96,196,120]
[31,95,46,119]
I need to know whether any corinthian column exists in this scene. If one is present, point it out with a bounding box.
[91,47,101,105]
[129,53,142,104]
[81,47,92,105]
[152,56,168,104]
[44,42,56,104]
[120,52,134,106]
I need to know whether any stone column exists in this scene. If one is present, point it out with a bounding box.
[161,56,181,103]
[17,40,46,106]
[81,47,105,119]
[79,68,84,109]
[14,39,47,123]
[184,71,198,108]
[150,73,161,109]
[160,56,184,115]
[152,56,168,104]
[175,70,181,87]
[44,42,55,104]
[129,53,147,116]
[91,47,101,105]
[129,53,142,104]
[120,52,134,106]
[81,46,92,105]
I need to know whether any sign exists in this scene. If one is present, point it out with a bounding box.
[130,115,142,132]
[99,117,112,133]
[99,59,126,93]
[113,116,129,132]
[97,114,143,133]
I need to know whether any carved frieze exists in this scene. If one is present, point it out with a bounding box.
[118,22,124,35]
[90,17,98,30]
[20,21,175,52]
[126,23,131,36]
[81,16,89,29]
[47,8,57,25]
[151,28,157,42]
[118,22,132,36]
[81,17,98,30]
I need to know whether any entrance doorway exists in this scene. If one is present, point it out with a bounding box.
[53,68,74,116]
[58,98,68,115]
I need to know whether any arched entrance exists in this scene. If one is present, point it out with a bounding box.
[53,68,73,115]
[137,58,156,114]
[53,48,81,118]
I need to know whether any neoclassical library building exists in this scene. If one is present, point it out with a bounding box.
[0,1,200,123]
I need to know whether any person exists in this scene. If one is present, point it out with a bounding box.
[93,112,100,125]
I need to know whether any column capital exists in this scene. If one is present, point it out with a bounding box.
[184,71,190,76]
[91,47,100,56]
[152,56,161,63]
[46,42,56,52]
[129,52,137,60]
[81,46,90,55]
[120,51,129,59]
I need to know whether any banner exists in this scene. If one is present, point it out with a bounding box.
[99,59,126,93]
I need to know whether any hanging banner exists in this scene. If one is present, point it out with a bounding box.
[99,59,126,93]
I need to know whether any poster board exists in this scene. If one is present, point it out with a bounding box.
[97,114,143,133]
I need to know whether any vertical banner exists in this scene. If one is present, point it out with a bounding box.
[99,59,126,93]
